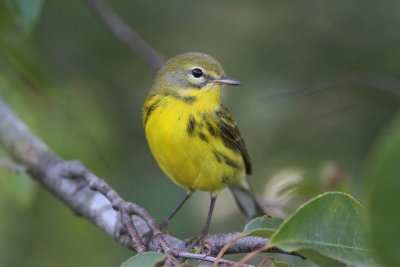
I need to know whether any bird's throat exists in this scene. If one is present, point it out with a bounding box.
[182,85,222,112]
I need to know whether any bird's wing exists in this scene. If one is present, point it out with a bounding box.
[216,104,252,175]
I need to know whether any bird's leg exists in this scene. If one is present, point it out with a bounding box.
[186,194,217,248]
[159,191,192,230]
[201,194,217,236]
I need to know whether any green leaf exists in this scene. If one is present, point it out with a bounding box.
[8,0,44,32]
[296,249,344,267]
[269,192,377,266]
[120,252,165,267]
[270,259,289,267]
[242,216,283,237]
[367,113,400,267]
[183,258,200,266]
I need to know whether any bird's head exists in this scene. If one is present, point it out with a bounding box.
[152,53,240,97]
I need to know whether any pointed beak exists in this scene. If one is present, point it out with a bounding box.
[212,76,241,86]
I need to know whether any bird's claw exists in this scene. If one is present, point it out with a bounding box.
[185,233,208,249]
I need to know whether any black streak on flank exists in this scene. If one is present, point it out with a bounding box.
[198,132,208,142]
[144,98,161,124]
[187,115,196,135]
[213,151,222,163]
[206,121,217,136]
[218,152,240,169]
[222,175,232,184]
[182,96,196,104]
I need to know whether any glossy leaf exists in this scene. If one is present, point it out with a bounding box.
[270,259,289,267]
[296,249,343,267]
[242,216,283,238]
[120,252,165,267]
[367,114,400,267]
[183,258,201,266]
[269,192,377,266]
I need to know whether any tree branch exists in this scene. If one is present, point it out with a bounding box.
[86,0,165,74]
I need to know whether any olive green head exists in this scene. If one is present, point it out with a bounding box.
[152,53,240,92]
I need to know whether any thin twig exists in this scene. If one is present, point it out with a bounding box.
[178,251,255,267]
[86,0,165,73]
[121,212,146,253]
[233,244,269,267]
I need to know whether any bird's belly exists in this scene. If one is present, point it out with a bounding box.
[145,106,244,192]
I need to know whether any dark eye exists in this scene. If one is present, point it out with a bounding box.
[191,68,203,78]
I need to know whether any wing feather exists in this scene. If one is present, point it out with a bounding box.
[216,105,252,174]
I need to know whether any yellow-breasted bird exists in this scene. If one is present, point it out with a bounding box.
[143,52,267,237]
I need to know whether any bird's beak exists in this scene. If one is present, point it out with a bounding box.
[212,76,241,86]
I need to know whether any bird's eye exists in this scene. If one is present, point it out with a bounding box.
[191,68,203,78]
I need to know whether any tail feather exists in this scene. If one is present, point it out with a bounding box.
[229,185,269,219]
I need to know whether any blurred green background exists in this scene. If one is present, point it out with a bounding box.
[1,0,399,266]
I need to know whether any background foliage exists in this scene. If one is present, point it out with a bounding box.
[1,0,399,266]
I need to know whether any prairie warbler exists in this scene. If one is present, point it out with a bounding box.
[143,53,266,237]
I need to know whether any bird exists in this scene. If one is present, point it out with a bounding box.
[143,52,267,239]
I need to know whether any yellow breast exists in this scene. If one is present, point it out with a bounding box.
[143,88,245,193]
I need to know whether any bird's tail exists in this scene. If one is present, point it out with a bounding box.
[229,185,269,220]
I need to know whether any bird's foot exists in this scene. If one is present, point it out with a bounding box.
[158,221,171,234]
[185,232,208,250]
[141,221,171,248]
